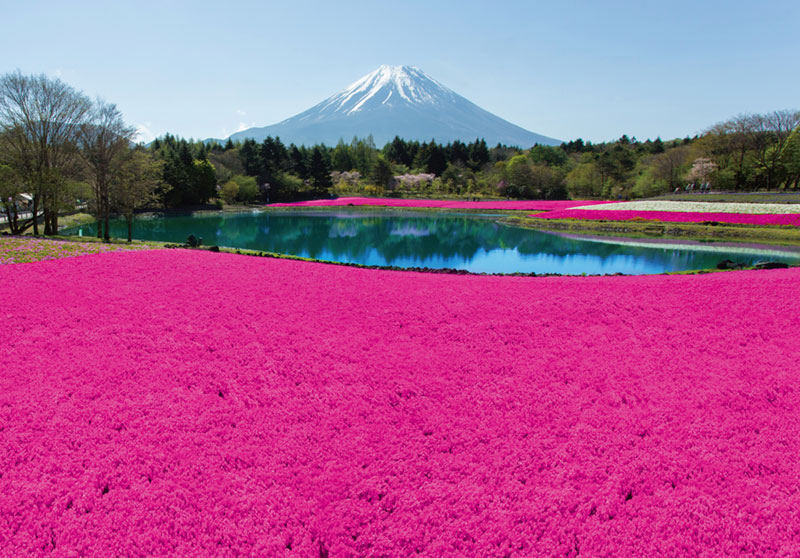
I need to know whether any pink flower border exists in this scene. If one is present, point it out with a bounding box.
[532,208,800,226]
[270,196,612,211]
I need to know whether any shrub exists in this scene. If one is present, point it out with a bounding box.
[219,181,239,205]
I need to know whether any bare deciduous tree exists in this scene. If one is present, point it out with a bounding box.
[649,145,691,190]
[81,99,136,241]
[702,110,800,190]
[750,110,800,189]
[0,71,92,234]
[0,161,25,233]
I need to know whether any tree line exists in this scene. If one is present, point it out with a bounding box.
[2,70,799,240]
[560,110,800,198]
[0,71,163,239]
[152,111,800,206]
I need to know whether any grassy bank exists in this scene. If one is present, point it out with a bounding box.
[4,233,784,277]
[0,235,155,264]
[504,215,800,246]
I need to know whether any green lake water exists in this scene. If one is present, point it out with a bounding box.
[64,210,800,275]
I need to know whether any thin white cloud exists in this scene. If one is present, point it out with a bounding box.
[236,109,247,116]
[134,122,156,143]
[220,121,255,138]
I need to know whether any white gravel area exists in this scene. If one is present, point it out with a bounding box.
[572,201,800,214]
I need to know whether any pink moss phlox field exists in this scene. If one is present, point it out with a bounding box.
[270,196,612,211]
[532,208,800,227]
[2,251,800,556]
[0,236,148,264]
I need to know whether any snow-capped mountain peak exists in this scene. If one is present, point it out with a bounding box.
[226,65,561,147]
[318,65,456,116]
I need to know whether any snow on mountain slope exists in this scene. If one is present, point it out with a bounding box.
[312,65,457,116]
[227,65,561,147]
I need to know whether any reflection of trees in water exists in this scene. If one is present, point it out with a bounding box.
[237,214,726,269]
[77,212,794,270]
[254,215,487,263]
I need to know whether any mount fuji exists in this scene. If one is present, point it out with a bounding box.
[226,65,560,147]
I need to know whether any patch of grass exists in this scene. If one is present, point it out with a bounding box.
[57,212,97,230]
[55,234,167,247]
[0,236,152,264]
[0,212,97,236]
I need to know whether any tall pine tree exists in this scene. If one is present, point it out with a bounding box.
[309,147,332,193]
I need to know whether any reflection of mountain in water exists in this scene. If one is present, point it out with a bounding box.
[67,211,800,274]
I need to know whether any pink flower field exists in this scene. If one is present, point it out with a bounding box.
[269,196,610,211]
[532,209,800,227]
[2,250,800,556]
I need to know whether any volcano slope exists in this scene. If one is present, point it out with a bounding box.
[1,250,799,556]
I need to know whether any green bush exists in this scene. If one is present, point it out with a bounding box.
[230,175,259,202]
[219,180,239,204]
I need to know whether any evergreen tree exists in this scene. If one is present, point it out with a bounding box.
[177,139,193,168]
[449,140,469,165]
[371,156,394,188]
[261,137,280,182]
[384,136,412,167]
[426,141,447,176]
[651,137,665,154]
[162,149,190,207]
[332,139,355,171]
[239,139,262,177]
[288,145,308,179]
[158,138,217,207]
[196,141,208,161]
[468,139,490,170]
[413,142,431,172]
[349,137,377,175]
[309,147,332,192]
[273,137,289,171]
[562,138,585,154]
[405,140,420,166]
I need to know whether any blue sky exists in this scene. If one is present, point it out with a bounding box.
[2,0,798,144]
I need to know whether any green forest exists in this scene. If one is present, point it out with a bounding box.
[1,71,799,239]
[151,109,800,206]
